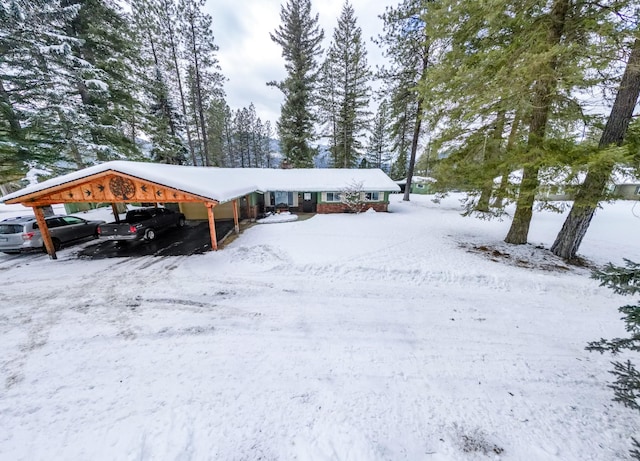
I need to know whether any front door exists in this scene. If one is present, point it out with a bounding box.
[302,192,316,212]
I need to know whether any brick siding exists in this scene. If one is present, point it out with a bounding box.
[316,202,388,213]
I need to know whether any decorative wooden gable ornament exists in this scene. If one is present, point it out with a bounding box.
[10,171,211,206]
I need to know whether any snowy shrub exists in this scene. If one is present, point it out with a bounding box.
[341,180,366,213]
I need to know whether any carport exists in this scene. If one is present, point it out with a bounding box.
[0,162,258,260]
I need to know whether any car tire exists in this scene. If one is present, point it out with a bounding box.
[43,238,62,252]
[41,239,60,253]
[144,229,156,241]
[177,217,186,228]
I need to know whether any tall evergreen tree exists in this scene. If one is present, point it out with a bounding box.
[269,0,324,168]
[418,0,630,242]
[321,1,371,168]
[154,0,197,165]
[0,0,80,179]
[366,99,392,170]
[131,0,185,164]
[179,0,225,167]
[376,0,430,198]
[62,0,143,165]
[206,97,229,166]
[551,34,640,259]
[504,0,572,244]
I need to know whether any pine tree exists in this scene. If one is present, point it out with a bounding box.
[390,149,408,180]
[205,97,229,166]
[316,59,339,164]
[269,0,324,168]
[376,0,430,199]
[417,0,630,241]
[587,259,640,460]
[366,99,391,170]
[551,34,640,259]
[153,0,197,165]
[179,0,225,167]
[321,1,371,169]
[62,0,144,165]
[0,0,80,179]
[131,0,185,164]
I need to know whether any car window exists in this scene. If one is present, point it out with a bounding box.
[0,224,24,234]
[45,218,65,228]
[127,211,152,223]
[61,216,86,225]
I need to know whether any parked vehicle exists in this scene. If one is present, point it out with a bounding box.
[0,215,105,253]
[97,207,186,242]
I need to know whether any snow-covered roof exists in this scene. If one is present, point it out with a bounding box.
[611,167,640,185]
[1,161,399,204]
[255,168,399,192]
[395,176,437,185]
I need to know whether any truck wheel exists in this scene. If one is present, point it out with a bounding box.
[144,229,156,241]
[177,217,186,228]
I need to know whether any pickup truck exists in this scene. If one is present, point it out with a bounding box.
[97,207,186,242]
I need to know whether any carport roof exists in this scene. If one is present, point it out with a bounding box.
[1,161,400,204]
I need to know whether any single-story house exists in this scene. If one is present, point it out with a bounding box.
[395,176,437,194]
[495,167,640,201]
[0,161,399,258]
[610,168,640,200]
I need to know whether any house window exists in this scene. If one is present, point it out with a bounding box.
[325,192,341,202]
[273,191,294,207]
[416,184,424,189]
[635,185,640,196]
[364,192,380,201]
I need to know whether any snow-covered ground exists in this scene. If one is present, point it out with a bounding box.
[257,210,299,224]
[1,194,639,460]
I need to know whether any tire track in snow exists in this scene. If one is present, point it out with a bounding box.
[267,261,592,294]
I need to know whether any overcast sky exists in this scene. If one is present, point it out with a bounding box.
[204,0,394,129]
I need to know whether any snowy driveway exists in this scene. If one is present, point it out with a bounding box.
[0,195,638,460]
[77,220,235,258]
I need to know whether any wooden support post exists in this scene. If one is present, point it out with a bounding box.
[245,194,252,220]
[206,202,218,251]
[232,199,239,234]
[33,206,56,260]
[111,203,121,223]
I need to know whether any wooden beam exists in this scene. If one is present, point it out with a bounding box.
[5,170,216,205]
[33,206,56,260]
[111,203,121,223]
[232,199,239,234]
[4,170,113,204]
[245,194,252,220]
[206,202,218,251]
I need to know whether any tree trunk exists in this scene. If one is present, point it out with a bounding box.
[477,110,506,212]
[163,1,197,165]
[551,37,640,259]
[504,0,570,244]
[404,44,430,202]
[403,96,423,201]
[493,111,522,208]
[188,14,210,166]
[505,165,539,242]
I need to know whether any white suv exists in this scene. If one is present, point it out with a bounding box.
[0,215,105,253]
